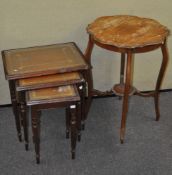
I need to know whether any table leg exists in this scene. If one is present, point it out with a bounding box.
[81,82,86,129]
[9,80,22,142]
[120,53,126,85]
[84,35,94,118]
[76,101,81,141]
[65,107,70,139]
[31,107,40,164]
[70,104,77,159]
[19,91,29,150]
[120,52,133,144]
[118,53,126,99]
[154,41,168,121]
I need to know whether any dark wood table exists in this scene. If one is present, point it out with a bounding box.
[2,42,92,141]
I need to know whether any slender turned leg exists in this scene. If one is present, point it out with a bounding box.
[9,80,22,142]
[70,105,77,159]
[65,107,70,139]
[119,53,126,99]
[154,42,168,121]
[31,107,40,164]
[19,91,29,150]
[78,83,86,130]
[76,101,81,141]
[84,34,94,119]
[120,52,133,144]
[81,82,86,130]
[120,53,126,85]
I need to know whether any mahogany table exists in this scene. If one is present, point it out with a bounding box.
[85,15,169,143]
[2,42,91,142]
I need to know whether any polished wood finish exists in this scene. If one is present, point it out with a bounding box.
[112,83,136,96]
[84,35,94,116]
[86,15,169,143]
[16,72,85,150]
[155,42,169,121]
[87,15,169,48]
[18,91,28,150]
[2,42,88,80]
[27,86,79,103]
[120,53,126,85]
[2,42,90,143]
[120,52,133,143]
[17,72,83,91]
[8,80,22,141]
[26,85,80,163]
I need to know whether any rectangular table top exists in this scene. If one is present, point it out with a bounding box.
[2,42,88,80]
[26,85,80,106]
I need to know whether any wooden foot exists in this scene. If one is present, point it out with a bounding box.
[36,156,40,164]
[18,133,22,142]
[78,134,81,142]
[81,122,85,130]
[66,131,69,139]
[25,143,29,151]
[120,139,124,144]
[72,151,75,159]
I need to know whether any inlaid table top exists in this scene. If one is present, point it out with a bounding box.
[26,85,80,105]
[2,42,88,80]
[18,72,81,87]
[87,15,169,48]
[16,72,83,91]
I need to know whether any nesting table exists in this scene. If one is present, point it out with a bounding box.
[2,42,91,142]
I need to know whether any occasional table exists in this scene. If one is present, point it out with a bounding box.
[85,15,169,143]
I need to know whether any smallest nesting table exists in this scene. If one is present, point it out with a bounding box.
[85,15,169,143]
[26,85,81,163]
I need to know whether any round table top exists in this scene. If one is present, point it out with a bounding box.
[87,15,169,48]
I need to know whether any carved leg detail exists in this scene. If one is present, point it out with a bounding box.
[120,52,133,144]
